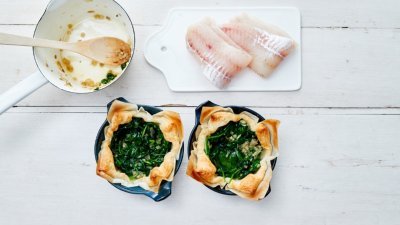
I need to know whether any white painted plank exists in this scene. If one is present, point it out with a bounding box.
[1,25,399,108]
[5,106,400,115]
[0,0,399,28]
[0,111,399,225]
[0,25,36,88]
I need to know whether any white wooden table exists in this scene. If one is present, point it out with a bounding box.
[1,1,399,224]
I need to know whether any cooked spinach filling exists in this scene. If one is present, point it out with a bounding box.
[110,117,172,179]
[206,120,263,180]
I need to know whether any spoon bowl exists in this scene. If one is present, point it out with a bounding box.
[76,37,132,66]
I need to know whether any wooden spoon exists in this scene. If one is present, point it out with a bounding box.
[0,32,131,66]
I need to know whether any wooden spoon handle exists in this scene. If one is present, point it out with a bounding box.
[0,32,73,50]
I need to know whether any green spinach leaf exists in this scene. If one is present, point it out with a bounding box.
[206,120,263,180]
[110,117,172,179]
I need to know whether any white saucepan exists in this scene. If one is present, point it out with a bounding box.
[0,0,135,113]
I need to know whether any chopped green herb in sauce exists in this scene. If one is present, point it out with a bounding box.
[101,72,117,85]
[110,117,172,179]
[121,62,127,70]
[206,120,263,180]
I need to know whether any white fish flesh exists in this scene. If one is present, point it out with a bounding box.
[186,18,252,88]
[221,14,296,77]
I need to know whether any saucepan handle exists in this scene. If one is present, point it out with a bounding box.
[0,71,48,114]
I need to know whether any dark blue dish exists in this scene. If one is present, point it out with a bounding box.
[94,97,184,202]
[187,101,277,197]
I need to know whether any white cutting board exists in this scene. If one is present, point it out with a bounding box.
[144,7,301,92]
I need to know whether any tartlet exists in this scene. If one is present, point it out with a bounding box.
[187,103,279,200]
[96,99,184,194]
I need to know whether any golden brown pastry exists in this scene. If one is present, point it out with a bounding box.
[187,106,279,200]
[96,100,184,193]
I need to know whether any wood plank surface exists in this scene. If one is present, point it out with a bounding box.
[0,110,399,225]
[0,0,399,28]
[0,0,399,224]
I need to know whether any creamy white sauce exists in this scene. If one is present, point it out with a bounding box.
[60,17,130,90]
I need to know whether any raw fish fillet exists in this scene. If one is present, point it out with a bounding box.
[186,18,252,88]
[221,14,296,77]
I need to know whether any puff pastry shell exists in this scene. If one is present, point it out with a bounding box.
[187,106,279,200]
[96,100,184,193]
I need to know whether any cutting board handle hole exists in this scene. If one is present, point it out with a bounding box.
[161,46,167,52]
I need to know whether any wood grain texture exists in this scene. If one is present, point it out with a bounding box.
[0,0,400,28]
[6,106,400,115]
[0,110,399,225]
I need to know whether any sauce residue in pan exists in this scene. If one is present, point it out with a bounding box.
[57,13,131,90]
